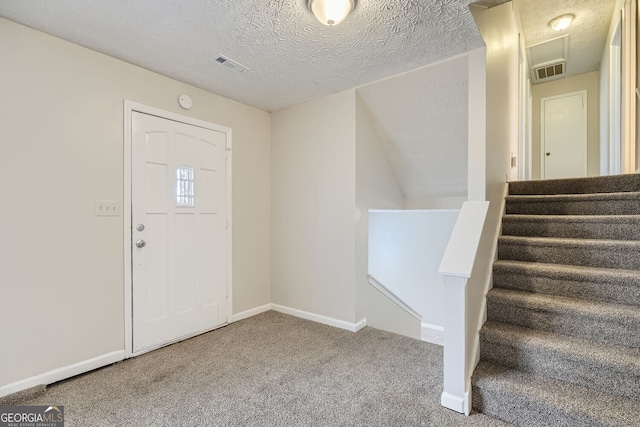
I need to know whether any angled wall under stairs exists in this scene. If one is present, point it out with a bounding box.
[472,174,640,427]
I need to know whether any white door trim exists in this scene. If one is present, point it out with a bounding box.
[621,0,637,173]
[123,100,232,358]
[540,90,588,179]
[610,15,622,175]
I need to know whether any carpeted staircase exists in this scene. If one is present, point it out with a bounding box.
[472,174,640,427]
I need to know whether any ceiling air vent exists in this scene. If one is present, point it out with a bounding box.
[534,62,566,82]
[213,55,249,73]
[526,35,569,84]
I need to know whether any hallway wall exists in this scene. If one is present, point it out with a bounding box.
[532,71,600,179]
[0,17,271,391]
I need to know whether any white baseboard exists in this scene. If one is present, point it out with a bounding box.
[354,317,367,332]
[0,350,125,398]
[368,275,422,321]
[421,322,444,331]
[441,390,470,416]
[271,304,366,332]
[1,304,367,399]
[230,303,272,323]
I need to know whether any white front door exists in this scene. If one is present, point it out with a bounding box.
[541,91,587,179]
[132,112,228,353]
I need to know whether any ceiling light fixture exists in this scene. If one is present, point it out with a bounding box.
[549,14,574,31]
[307,0,356,26]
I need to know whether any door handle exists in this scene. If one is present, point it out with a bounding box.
[136,239,146,248]
[546,152,551,156]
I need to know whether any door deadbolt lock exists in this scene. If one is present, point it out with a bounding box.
[546,152,551,156]
[136,239,146,248]
[136,224,145,232]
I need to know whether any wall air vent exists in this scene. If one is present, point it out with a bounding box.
[213,55,249,73]
[534,62,566,82]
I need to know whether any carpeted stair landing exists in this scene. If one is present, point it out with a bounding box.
[472,174,640,427]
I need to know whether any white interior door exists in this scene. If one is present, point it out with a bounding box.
[541,91,587,179]
[132,112,227,353]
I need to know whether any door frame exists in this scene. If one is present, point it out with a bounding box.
[621,0,637,173]
[123,100,233,358]
[610,15,622,175]
[540,90,588,179]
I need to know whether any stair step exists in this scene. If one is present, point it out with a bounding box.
[505,192,640,215]
[477,175,640,424]
[480,322,640,400]
[501,214,640,240]
[508,173,640,195]
[492,260,640,307]
[486,288,640,348]
[497,236,640,270]
[472,361,640,427]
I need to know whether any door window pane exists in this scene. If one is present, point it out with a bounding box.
[176,167,194,207]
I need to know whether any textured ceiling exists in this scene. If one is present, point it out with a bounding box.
[0,0,486,112]
[516,0,617,80]
[1,0,618,203]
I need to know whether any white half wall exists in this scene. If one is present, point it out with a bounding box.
[0,17,271,391]
[271,90,358,324]
[368,210,459,328]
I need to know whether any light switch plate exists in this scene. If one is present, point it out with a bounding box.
[95,200,119,216]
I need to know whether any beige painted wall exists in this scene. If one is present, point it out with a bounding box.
[354,95,420,339]
[470,1,519,374]
[532,71,600,179]
[356,55,469,208]
[600,0,638,174]
[0,18,271,388]
[271,90,357,324]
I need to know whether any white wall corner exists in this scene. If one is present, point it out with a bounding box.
[230,304,273,323]
[468,47,488,202]
[232,304,366,331]
[271,304,364,332]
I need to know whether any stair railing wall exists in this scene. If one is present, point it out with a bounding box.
[368,209,460,328]
[439,201,490,415]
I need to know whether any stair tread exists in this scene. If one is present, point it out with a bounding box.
[493,260,640,282]
[488,288,640,322]
[481,321,640,371]
[499,235,640,247]
[479,175,640,425]
[498,236,640,270]
[508,174,640,195]
[501,215,640,240]
[506,191,640,202]
[473,361,640,427]
[503,214,640,223]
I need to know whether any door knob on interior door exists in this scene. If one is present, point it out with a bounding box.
[546,152,551,156]
[136,239,146,248]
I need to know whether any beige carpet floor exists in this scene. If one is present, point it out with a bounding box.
[2,311,512,426]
